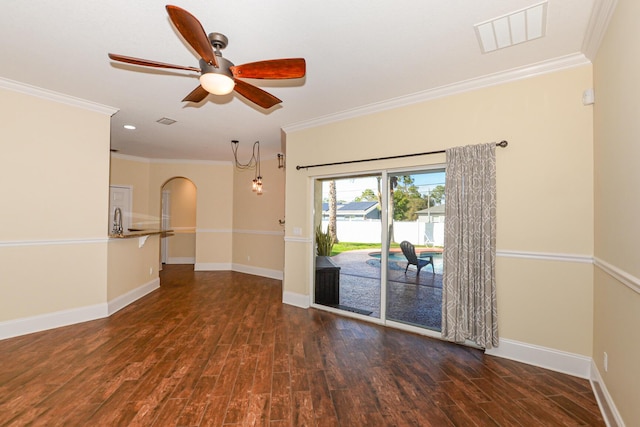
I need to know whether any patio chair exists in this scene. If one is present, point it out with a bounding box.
[400,241,434,274]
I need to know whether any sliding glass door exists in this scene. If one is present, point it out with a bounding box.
[314,175,382,318]
[385,169,445,331]
[313,168,445,332]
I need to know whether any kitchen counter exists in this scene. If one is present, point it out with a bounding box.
[109,229,174,239]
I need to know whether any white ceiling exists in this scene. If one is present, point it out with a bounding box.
[0,1,608,162]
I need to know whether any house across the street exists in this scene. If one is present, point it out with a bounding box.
[416,204,445,223]
[322,201,380,220]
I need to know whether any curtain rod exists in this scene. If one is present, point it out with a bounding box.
[295,140,508,170]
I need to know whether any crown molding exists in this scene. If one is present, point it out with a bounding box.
[283,53,590,134]
[0,76,118,116]
[149,158,231,166]
[110,150,282,164]
[582,0,618,60]
[110,152,151,163]
[110,152,231,166]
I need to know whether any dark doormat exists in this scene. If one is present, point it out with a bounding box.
[329,304,373,316]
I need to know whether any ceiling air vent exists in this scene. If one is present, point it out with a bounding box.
[475,1,547,53]
[156,117,177,125]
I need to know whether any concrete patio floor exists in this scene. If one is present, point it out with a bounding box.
[322,249,443,331]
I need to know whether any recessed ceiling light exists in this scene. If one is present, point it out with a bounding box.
[123,124,136,130]
[474,1,548,54]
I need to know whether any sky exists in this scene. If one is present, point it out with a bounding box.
[321,170,445,203]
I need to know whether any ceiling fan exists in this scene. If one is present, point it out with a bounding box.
[108,5,306,109]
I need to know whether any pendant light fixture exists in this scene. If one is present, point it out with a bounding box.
[231,140,263,195]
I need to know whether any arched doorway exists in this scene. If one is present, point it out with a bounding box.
[161,177,197,266]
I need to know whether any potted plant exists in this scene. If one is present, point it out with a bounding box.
[315,224,339,305]
[315,224,335,256]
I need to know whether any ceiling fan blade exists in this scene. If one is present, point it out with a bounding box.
[233,79,282,109]
[165,5,219,68]
[182,85,210,103]
[108,53,200,72]
[231,58,306,79]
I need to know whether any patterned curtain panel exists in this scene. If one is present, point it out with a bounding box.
[442,143,498,349]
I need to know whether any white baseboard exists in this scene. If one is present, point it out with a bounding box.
[0,303,108,340]
[485,337,592,379]
[108,278,160,315]
[194,262,283,281]
[231,263,283,280]
[590,360,625,427]
[0,279,161,341]
[166,257,195,265]
[194,262,232,271]
[282,291,310,308]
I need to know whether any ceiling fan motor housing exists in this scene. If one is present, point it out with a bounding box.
[199,57,234,78]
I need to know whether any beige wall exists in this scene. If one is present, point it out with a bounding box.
[109,155,288,299]
[163,177,196,261]
[285,65,594,356]
[592,0,640,423]
[148,161,234,267]
[164,177,196,227]
[167,232,195,260]
[107,235,160,300]
[496,258,593,355]
[110,150,287,275]
[110,155,151,228]
[0,88,111,321]
[108,156,162,304]
[0,244,108,321]
[0,77,282,332]
[232,157,285,273]
[109,157,241,268]
[1,90,111,241]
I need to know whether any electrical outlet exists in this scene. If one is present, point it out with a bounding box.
[149,267,153,275]
[247,255,251,261]
[604,352,608,372]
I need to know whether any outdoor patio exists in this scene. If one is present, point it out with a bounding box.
[324,249,443,331]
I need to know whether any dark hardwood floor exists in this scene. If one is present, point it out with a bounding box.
[0,265,604,426]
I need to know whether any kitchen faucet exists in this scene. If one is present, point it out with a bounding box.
[112,207,123,235]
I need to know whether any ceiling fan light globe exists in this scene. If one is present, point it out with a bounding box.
[200,73,235,95]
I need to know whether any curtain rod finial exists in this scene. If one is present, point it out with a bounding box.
[497,140,508,148]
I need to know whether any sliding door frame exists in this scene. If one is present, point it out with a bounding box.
[309,164,446,341]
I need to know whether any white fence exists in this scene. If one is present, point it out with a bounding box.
[321,220,444,246]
